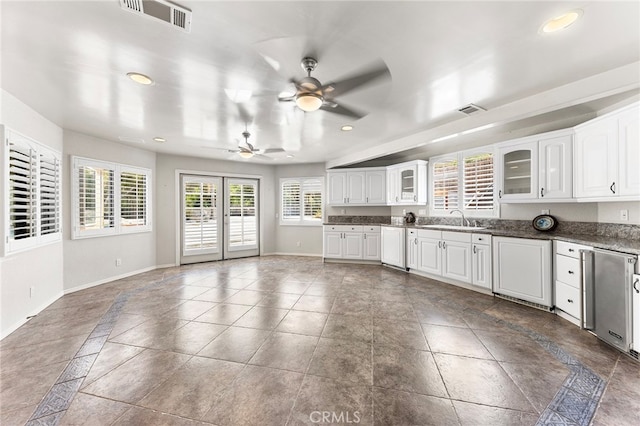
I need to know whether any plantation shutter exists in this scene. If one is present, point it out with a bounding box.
[8,141,37,241]
[120,170,148,228]
[463,153,494,210]
[39,152,60,235]
[431,158,459,211]
[302,179,322,221]
[77,162,115,233]
[282,180,301,220]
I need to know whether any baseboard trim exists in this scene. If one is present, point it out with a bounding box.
[1,291,64,340]
[64,265,165,295]
[263,252,323,257]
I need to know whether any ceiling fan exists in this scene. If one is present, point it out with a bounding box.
[278,57,390,119]
[228,128,285,159]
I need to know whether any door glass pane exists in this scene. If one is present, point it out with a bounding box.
[228,182,257,249]
[183,180,218,254]
[503,150,531,195]
[401,168,415,200]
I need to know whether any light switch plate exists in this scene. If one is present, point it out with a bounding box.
[541,209,550,215]
[620,209,629,221]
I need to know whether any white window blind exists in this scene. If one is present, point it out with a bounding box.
[431,158,459,211]
[463,153,494,210]
[5,128,62,253]
[429,148,497,218]
[280,177,323,225]
[72,157,151,239]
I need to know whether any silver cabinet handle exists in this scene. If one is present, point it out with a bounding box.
[396,196,399,202]
[568,270,574,274]
[541,188,544,197]
[438,241,442,249]
[498,190,502,198]
[442,241,446,249]
[414,195,417,201]
[568,248,575,252]
[364,234,367,240]
[610,182,616,194]
[633,278,639,293]
[567,299,574,303]
[414,238,418,245]
[366,197,369,203]
[473,245,477,254]
[477,237,483,241]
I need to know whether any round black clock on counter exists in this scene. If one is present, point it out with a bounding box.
[532,214,558,232]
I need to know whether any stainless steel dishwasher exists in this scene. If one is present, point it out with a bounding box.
[582,248,637,353]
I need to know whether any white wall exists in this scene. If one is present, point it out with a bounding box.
[155,153,277,266]
[598,201,640,225]
[0,90,64,338]
[275,163,327,255]
[63,131,157,292]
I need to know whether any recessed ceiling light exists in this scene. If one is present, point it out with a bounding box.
[127,72,154,85]
[286,154,294,158]
[341,124,354,131]
[540,9,583,34]
[153,137,166,143]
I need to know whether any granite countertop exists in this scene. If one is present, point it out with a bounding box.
[323,222,640,255]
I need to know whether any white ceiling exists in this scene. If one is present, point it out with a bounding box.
[2,0,639,167]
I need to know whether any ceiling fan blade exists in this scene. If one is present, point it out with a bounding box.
[237,103,253,123]
[278,95,295,102]
[320,103,365,119]
[259,148,286,154]
[254,153,275,160]
[321,64,390,98]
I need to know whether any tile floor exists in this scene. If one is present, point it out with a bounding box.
[1,256,638,425]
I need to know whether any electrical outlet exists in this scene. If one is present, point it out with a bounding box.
[296,241,301,247]
[116,258,122,267]
[541,209,550,215]
[340,209,346,214]
[402,209,406,215]
[620,209,629,221]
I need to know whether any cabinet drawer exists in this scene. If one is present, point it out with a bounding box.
[363,226,380,233]
[555,280,581,319]
[417,229,441,239]
[555,241,592,259]
[407,229,417,237]
[442,231,472,243]
[472,234,491,244]
[324,225,363,232]
[556,254,581,288]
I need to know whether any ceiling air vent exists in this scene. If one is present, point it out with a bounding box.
[120,0,192,33]
[458,103,486,115]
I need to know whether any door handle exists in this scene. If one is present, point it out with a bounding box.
[610,182,616,194]
[540,188,544,197]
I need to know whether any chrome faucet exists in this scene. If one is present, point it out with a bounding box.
[449,209,470,226]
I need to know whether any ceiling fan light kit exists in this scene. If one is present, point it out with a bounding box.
[238,151,254,158]
[296,93,323,112]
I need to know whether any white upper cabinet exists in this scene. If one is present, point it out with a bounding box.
[497,141,538,201]
[326,168,387,205]
[574,102,640,201]
[496,130,573,203]
[387,160,428,205]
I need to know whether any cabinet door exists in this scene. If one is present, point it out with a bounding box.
[498,142,538,200]
[363,233,381,261]
[323,231,343,258]
[346,172,366,204]
[327,172,347,205]
[386,168,399,205]
[406,230,418,269]
[366,171,386,204]
[472,244,492,289]
[539,135,572,199]
[417,237,441,275]
[617,106,640,196]
[399,165,417,203]
[633,274,640,351]
[574,120,618,198]
[492,237,552,307]
[442,240,472,283]
[343,232,363,259]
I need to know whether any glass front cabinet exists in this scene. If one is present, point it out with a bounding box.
[497,141,538,200]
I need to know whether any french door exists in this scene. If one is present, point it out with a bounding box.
[180,175,259,264]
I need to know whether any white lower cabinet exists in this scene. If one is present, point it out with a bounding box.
[410,230,489,288]
[553,240,592,326]
[381,226,405,268]
[633,272,640,352]
[471,234,492,289]
[493,237,552,307]
[406,229,418,269]
[323,225,381,261]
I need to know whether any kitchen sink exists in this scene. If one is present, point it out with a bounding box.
[418,225,487,231]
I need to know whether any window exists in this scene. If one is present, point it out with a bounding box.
[280,177,323,225]
[5,129,62,253]
[72,157,151,239]
[430,148,497,217]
